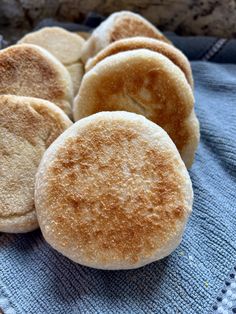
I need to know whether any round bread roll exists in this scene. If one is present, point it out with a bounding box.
[77,31,91,40]
[81,11,171,63]
[66,62,84,96]
[18,27,85,65]
[74,49,199,168]
[0,95,72,233]
[35,111,193,270]
[86,37,193,88]
[0,44,73,116]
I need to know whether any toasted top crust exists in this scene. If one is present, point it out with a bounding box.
[35,111,192,269]
[110,12,170,43]
[18,27,85,65]
[74,50,199,168]
[86,37,193,88]
[81,11,171,63]
[0,44,73,116]
[0,95,72,233]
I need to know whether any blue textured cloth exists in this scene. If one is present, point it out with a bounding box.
[1,25,236,314]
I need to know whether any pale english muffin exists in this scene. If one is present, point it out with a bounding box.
[35,111,193,270]
[0,95,72,233]
[74,50,199,168]
[77,31,91,40]
[0,44,73,116]
[18,27,85,66]
[81,11,171,63]
[86,37,193,88]
[66,62,84,96]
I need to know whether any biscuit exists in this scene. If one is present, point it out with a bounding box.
[18,27,85,65]
[35,111,193,269]
[0,44,73,116]
[74,49,199,168]
[86,37,193,88]
[66,62,84,96]
[81,11,171,63]
[0,95,72,233]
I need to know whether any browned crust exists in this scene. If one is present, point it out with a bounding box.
[0,95,72,232]
[41,118,188,266]
[111,16,171,44]
[76,50,194,155]
[81,11,172,64]
[0,45,72,115]
[86,37,193,88]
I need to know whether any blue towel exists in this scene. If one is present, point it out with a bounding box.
[0,21,236,314]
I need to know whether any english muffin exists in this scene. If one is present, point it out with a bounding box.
[74,50,199,168]
[35,111,193,270]
[18,27,85,66]
[77,31,91,40]
[0,95,72,233]
[66,62,84,96]
[81,11,171,63]
[86,37,193,88]
[0,44,73,116]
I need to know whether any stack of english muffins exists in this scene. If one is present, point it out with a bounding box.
[0,11,199,270]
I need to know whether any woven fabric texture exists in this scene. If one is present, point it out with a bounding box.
[0,24,236,313]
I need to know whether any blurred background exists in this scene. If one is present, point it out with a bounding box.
[0,0,235,42]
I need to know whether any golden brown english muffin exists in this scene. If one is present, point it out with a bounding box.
[66,62,84,96]
[0,95,72,233]
[81,10,171,63]
[0,44,73,116]
[86,37,193,88]
[35,111,193,270]
[74,49,199,168]
[18,27,85,66]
